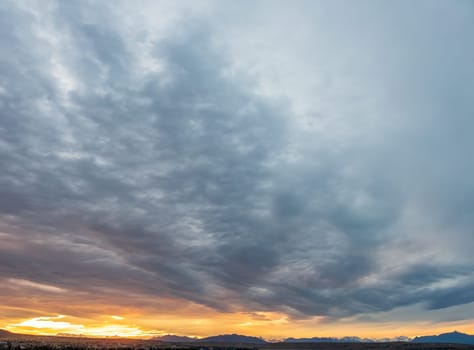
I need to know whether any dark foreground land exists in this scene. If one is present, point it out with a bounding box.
[1,334,474,350]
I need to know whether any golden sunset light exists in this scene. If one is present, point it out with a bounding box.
[2,307,474,341]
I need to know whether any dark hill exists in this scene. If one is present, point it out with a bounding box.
[0,329,13,338]
[153,335,196,342]
[198,334,266,344]
[412,331,474,345]
[285,337,367,343]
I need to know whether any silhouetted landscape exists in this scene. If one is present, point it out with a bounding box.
[2,330,474,350]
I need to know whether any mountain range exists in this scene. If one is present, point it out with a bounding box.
[2,329,474,345]
[285,336,411,343]
[154,331,474,345]
[153,334,197,342]
[154,334,266,344]
[286,336,374,343]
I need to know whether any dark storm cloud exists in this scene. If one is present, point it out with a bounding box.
[1,0,474,322]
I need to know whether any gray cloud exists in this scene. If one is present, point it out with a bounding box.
[1,0,474,324]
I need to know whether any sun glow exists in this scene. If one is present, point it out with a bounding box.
[6,315,151,338]
[14,315,76,330]
[3,308,474,340]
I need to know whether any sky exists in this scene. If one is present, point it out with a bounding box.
[1,0,474,341]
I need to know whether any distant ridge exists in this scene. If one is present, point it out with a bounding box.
[0,329,13,338]
[412,331,474,345]
[198,334,266,344]
[56,333,87,338]
[285,336,412,343]
[285,336,374,343]
[153,335,196,342]
[3,329,474,345]
[152,334,266,344]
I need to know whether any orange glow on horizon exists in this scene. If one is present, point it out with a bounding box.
[2,310,474,341]
[4,315,154,338]
[1,281,473,340]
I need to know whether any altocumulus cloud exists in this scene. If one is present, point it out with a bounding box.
[1,0,474,323]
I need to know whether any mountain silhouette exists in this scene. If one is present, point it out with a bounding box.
[198,334,266,344]
[0,329,13,338]
[3,328,474,345]
[412,331,474,345]
[285,336,372,343]
[153,335,196,342]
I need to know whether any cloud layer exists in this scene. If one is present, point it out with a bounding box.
[1,0,474,332]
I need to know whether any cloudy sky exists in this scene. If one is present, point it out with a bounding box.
[1,0,474,340]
